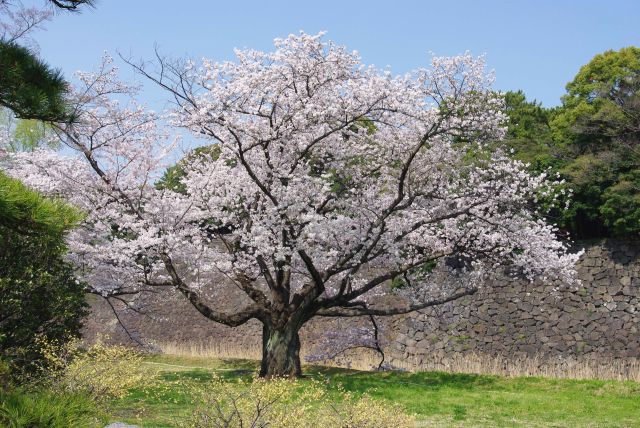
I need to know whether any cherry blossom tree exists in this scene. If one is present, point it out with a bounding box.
[5,33,581,378]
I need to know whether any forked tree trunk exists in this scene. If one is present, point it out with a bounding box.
[259,322,302,378]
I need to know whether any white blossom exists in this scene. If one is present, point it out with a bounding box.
[4,33,580,348]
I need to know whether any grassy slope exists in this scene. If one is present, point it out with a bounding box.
[108,354,640,427]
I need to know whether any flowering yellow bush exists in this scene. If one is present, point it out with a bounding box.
[182,376,415,428]
[40,339,152,402]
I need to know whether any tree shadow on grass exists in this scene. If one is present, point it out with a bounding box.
[217,358,259,372]
[151,358,499,393]
[313,369,499,393]
[159,370,215,382]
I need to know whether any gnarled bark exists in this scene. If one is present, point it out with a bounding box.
[259,322,302,378]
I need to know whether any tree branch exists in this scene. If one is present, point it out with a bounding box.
[316,287,477,317]
[161,254,264,326]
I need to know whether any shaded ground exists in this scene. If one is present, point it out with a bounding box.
[107,354,640,427]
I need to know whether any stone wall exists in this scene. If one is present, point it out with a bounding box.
[388,240,640,363]
[84,240,640,362]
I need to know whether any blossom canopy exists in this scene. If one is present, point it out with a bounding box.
[5,32,580,377]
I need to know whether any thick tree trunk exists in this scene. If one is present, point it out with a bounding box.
[259,322,302,378]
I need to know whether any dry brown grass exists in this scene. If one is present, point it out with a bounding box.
[367,352,640,382]
[151,340,640,382]
[156,340,262,361]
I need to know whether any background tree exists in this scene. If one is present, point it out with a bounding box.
[0,108,59,152]
[496,91,575,237]
[550,46,640,238]
[7,35,579,378]
[501,90,559,171]
[156,145,221,194]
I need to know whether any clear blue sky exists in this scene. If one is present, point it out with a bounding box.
[29,0,640,108]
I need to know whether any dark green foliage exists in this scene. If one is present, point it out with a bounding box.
[391,259,438,290]
[0,41,72,122]
[502,90,561,172]
[551,47,640,238]
[498,91,572,232]
[0,172,87,374]
[599,170,640,236]
[500,48,640,238]
[157,145,234,236]
[0,388,101,428]
[156,144,221,194]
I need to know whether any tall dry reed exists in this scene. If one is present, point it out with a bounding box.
[152,340,640,381]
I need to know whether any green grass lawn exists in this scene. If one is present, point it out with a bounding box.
[107,354,640,427]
